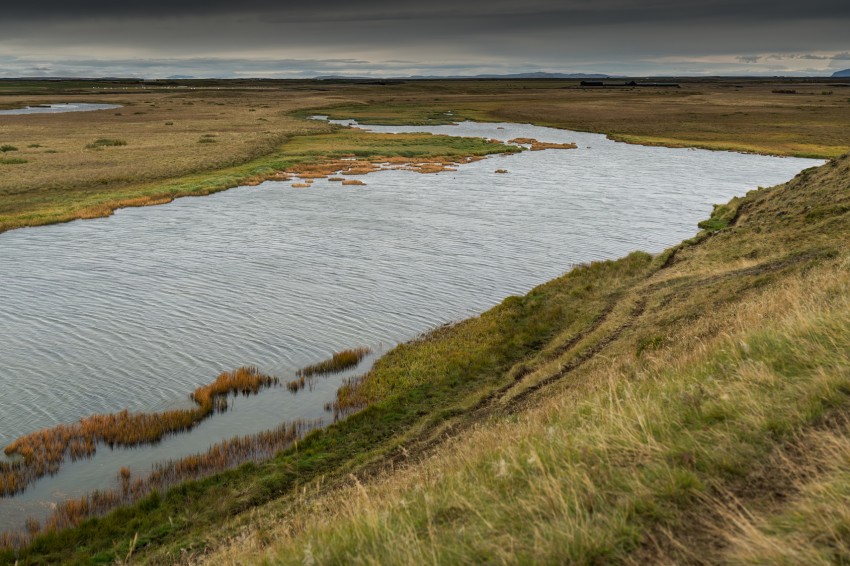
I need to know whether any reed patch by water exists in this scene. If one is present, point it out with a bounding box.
[287,347,372,393]
[0,366,278,497]
[298,347,371,378]
[508,137,578,151]
[0,420,314,551]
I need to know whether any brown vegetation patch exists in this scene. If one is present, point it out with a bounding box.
[0,367,278,497]
[508,137,578,151]
[2,420,312,550]
[342,179,366,186]
[287,155,484,181]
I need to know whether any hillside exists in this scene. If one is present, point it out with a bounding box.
[199,153,850,564]
[832,69,850,77]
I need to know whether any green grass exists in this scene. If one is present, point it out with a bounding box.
[0,145,18,152]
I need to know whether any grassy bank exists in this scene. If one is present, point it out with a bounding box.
[4,149,849,563]
[0,125,514,233]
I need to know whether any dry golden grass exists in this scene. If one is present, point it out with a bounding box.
[309,78,850,158]
[0,87,340,232]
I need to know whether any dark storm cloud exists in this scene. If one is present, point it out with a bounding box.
[1,0,848,77]
[5,0,849,24]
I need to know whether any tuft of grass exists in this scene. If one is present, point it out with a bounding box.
[86,138,127,149]
[0,144,18,152]
[0,158,27,165]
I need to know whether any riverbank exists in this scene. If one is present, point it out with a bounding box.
[4,146,849,562]
[0,125,515,233]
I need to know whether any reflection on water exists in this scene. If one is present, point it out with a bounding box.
[0,119,822,530]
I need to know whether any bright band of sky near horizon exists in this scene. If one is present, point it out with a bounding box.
[0,0,848,77]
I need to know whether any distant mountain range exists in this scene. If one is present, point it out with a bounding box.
[314,72,613,80]
[833,69,850,78]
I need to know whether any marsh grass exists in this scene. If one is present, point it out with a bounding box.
[299,348,371,378]
[508,137,578,151]
[0,421,312,551]
[305,79,850,158]
[287,348,372,394]
[4,78,847,235]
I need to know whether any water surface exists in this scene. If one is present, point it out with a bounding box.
[0,103,121,115]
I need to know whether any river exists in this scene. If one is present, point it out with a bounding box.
[0,118,822,530]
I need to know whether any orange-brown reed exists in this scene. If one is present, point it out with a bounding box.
[1,366,278,497]
[286,155,483,183]
[507,137,578,151]
[286,347,372,394]
[0,420,314,551]
[298,347,371,379]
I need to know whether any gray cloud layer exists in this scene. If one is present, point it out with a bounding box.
[1,1,848,77]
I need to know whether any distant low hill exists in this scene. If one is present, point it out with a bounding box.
[315,72,612,80]
[833,69,850,78]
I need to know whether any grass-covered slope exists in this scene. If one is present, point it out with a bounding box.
[5,154,850,564]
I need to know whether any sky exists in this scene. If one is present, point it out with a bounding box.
[1,0,849,78]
